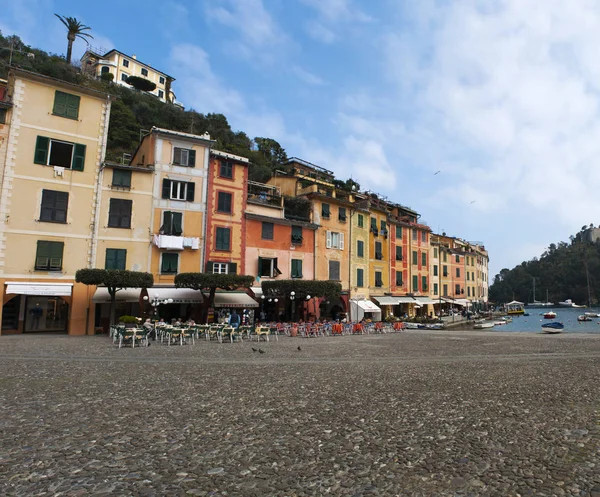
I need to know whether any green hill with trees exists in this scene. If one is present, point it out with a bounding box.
[0,31,293,183]
[489,225,600,306]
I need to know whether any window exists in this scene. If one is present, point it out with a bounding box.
[258,257,281,277]
[432,265,438,277]
[35,241,64,271]
[338,207,347,222]
[161,253,178,274]
[329,260,341,281]
[105,249,126,270]
[173,147,196,167]
[52,91,80,120]
[467,272,470,281]
[291,259,303,278]
[322,203,330,219]
[0,108,7,124]
[455,284,461,295]
[396,225,402,238]
[412,275,418,292]
[291,226,303,244]
[357,240,364,258]
[160,211,183,236]
[421,252,427,266]
[370,217,378,235]
[443,284,448,296]
[112,169,131,188]
[380,221,387,235]
[123,59,129,67]
[422,276,427,291]
[375,271,383,287]
[443,265,448,277]
[262,222,274,240]
[101,66,110,75]
[396,270,403,286]
[412,228,417,239]
[141,68,148,76]
[326,231,344,249]
[162,179,195,201]
[34,136,86,170]
[216,227,231,251]
[375,241,383,260]
[443,251,447,262]
[472,271,475,281]
[39,190,68,223]
[395,246,403,261]
[159,76,165,84]
[158,90,164,99]
[108,199,132,228]
[220,160,233,178]
[357,268,364,287]
[212,263,229,274]
[456,268,460,278]
[422,232,427,242]
[357,214,364,228]
[412,250,418,265]
[468,287,471,297]
[434,283,438,296]
[434,247,438,258]
[121,73,128,82]
[217,192,232,213]
[456,255,460,263]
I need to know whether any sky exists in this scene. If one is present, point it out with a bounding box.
[3,0,600,279]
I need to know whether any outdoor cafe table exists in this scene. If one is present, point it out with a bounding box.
[331,323,343,334]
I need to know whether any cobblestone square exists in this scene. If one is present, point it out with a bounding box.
[2,330,600,496]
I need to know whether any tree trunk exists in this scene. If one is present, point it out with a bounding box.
[109,288,116,326]
[199,287,216,324]
[66,35,74,64]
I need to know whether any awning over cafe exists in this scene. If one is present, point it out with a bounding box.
[414,297,438,305]
[396,296,417,304]
[212,292,259,308]
[355,300,381,312]
[372,296,401,306]
[250,286,263,298]
[148,287,203,303]
[92,287,141,303]
[6,282,73,296]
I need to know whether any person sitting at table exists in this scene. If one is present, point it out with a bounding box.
[185,318,195,325]
[174,317,182,326]
[158,317,166,325]
[143,318,155,340]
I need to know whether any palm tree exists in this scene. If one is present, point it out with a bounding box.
[54,14,93,64]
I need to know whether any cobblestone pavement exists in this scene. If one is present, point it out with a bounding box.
[2,330,600,496]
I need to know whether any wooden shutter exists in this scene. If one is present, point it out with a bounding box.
[53,91,68,116]
[172,212,183,236]
[162,179,171,199]
[357,268,363,287]
[162,211,173,235]
[71,143,86,171]
[49,242,64,270]
[228,262,237,275]
[173,147,182,165]
[186,182,195,202]
[66,94,80,120]
[188,149,196,167]
[108,199,120,227]
[326,231,332,248]
[54,191,68,223]
[120,199,132,228]
[205,260,214,273]
[257,257,263,276]
[274,257,282,275]
[36,241,50,269]
[34,136,50,165]
[105,249,117,269]
[40,190,55,221]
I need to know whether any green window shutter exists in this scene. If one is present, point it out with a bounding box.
[34,136,50,165]
[172,212,183,236]
[186,182,195,202]
[413,275,418,291]
[257,256,263,275]
[422,276,427,290]
[422,253,427,266]
[188,149,196,167]
[291,259,302,278]
[357,268,364,287]
[357,214,363,228]
[106,248,126,270]
[116,249,127,269]
[357,240,364,257]
[205,260,214,273]
[161,253,178,273]
[162,211,173,235]
[71,143,86,171]
[162,179,171,199]
[53,91,68,116]
[228,262,237,274]
[173,147,182,165]
[54,191,68,223]
[112,169,132,187]
[66,94,80,120]
[49,242,64,270]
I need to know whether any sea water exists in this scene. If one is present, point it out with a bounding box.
[492,307,600,333]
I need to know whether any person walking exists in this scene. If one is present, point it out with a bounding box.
[229,310,241,329]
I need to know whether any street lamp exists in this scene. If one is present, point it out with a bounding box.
[290,291,296,322]
[143,294,173,319]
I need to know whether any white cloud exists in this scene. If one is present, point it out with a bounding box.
[291,65,325,86]
[301,0,372,43]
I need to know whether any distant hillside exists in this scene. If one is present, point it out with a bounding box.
[489,226,600,305]
[0,32,291,183]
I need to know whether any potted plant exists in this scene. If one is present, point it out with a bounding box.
[118,315,138,328]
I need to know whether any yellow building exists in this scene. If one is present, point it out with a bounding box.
[366,196,391,299]
[349,195,370,300]
[81,49,177,104]
[0,69,114,335]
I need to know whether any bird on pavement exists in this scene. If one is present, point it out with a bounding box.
[252,347,258,352]
[297,346,302,351]
[259,348,265,354]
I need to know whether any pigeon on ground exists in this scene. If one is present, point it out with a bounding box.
[297,346,302,351]
[259,348,265,354]
[252,347,258,352]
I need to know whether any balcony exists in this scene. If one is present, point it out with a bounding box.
[153,234,199,250]
[247,181,283,207]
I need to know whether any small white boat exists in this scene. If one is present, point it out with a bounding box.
[558,299,586,308]
[543,311,557,319]
[474,321,495,329]
[577,315,593,322]
[584,312,600,318]
[542,321,564,334]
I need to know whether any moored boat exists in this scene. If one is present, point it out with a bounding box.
[505,300,525,315]
[558,299,585,308]
[474,321,495,329]
[541,321,564,334]
[577,315,593,322]
[543,311,557,319]
[585,312,600,318]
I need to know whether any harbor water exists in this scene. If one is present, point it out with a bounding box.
[491,307,600,333]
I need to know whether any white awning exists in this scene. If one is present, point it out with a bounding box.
[92,287,141,303]
[212,292,259,308]
[147,287,203,303]
[250,286,263,298]
[6,282,73,296]
[372,296,401,305]
[396,296,417,304]
[414,297,438,305]
[442,297,470,307]
[354,300,381,312]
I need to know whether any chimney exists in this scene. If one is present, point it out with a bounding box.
[132,54,137,60]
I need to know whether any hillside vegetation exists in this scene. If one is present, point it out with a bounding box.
[0,32,289,183]
[489,226,600,306]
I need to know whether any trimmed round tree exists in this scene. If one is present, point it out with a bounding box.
[125,75,157,92]
[75,269,154,325]
[175,273,254,324]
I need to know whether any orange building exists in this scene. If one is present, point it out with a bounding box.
[205,150,248,275]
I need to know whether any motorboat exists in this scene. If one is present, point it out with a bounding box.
[541,321,564,334]
[505,300,525,315]
[543,311,557,319]
[474,321,495,329]
[577,315,593,322]
[558,299,586,308]
[584,312,600,318]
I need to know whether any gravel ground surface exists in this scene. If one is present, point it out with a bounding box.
[2,330,600,496]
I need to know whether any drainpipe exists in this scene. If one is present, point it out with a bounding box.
[200,142,213,272]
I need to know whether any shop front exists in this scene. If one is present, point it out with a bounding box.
[211,291,259,325]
